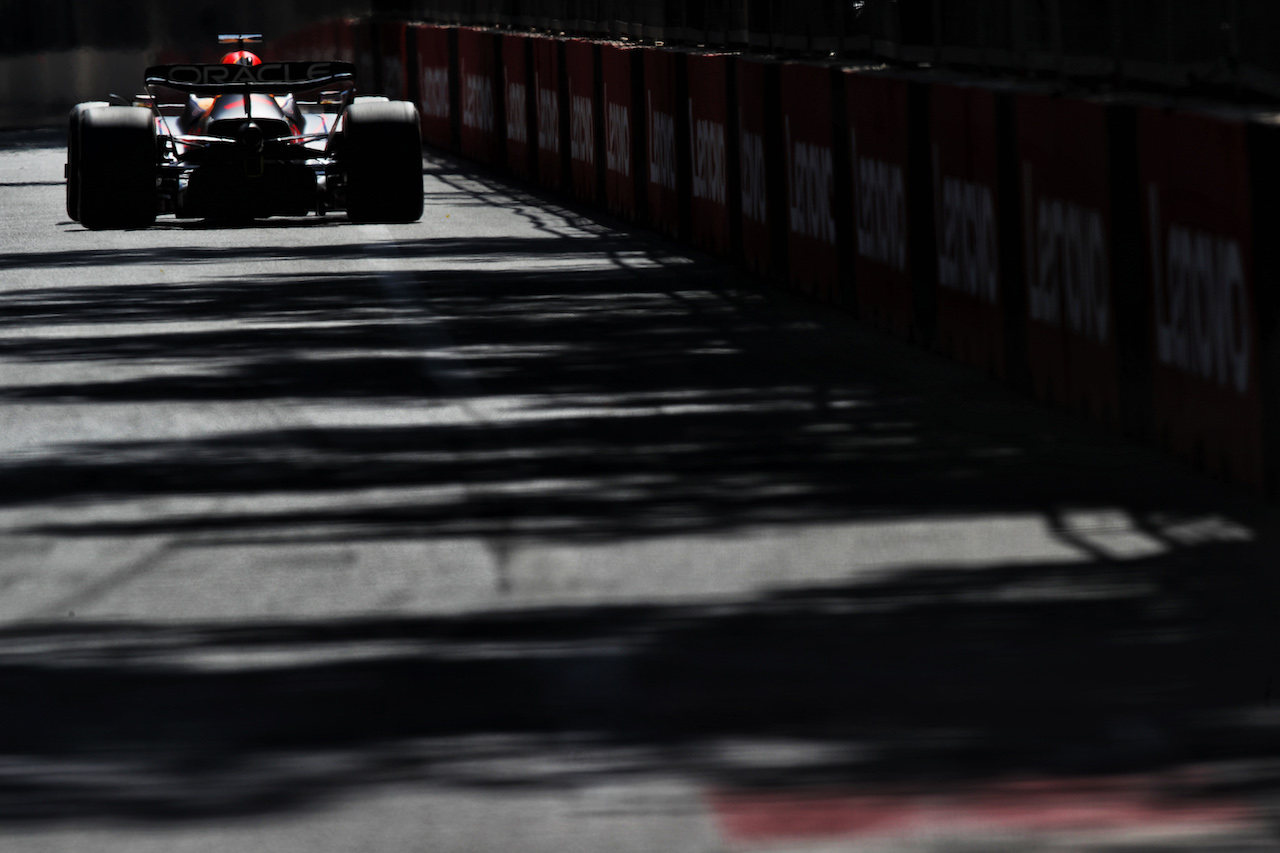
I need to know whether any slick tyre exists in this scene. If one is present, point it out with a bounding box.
[344,100,424,224]
[78,106,156,231]
[66,101,109,222]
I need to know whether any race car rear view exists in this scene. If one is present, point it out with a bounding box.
[66,35,424,229]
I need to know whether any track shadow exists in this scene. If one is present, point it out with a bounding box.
[0,152,1277,832]
[0,129,63,152]
[0,541,1275,822]
[0,257,1245,543]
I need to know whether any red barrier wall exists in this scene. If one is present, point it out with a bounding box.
[1016,94,1120,425]
[566,40,599,204]
[644,48,681,238]
[687,52,731,257]
[270,19,357,63]
[602,44,640,221]
[930,83,1007,377]
[735,57,779,279]
[781,63,838,302]
[352,19,378,97]
[368,21,1280,494]
[502,35,532,180]
[847,71,913,333]
[264,19,1280,493]
[457,28,502,167]
[531,35,563,192]
[1139,107,1263,485]
[415,24,453,150]
[332,19,358,65]
[377,20,408,100]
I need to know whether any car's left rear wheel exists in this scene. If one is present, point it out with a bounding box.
[66,101,109,222]
[78,106,157,231]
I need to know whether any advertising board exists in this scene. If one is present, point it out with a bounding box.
[847,71,913,333]
[602,44,641,221]
[565,40,600,204]
[930,83,1008,377]
[1016,93,1120,426]
[531,36,564,191]
[644,48,682,238]
[414,24,454,150]
[502,34,533,179]
[687,52,731,256]
[735,57,782,280]
[1139,107,1262,484]
[457,27,503,167]
[781,63,838,301]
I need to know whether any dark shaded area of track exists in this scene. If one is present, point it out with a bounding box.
[0,253,1236,544]
[0,548,1274,823]
[1,130,1277,838]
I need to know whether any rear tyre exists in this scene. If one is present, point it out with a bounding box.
[78,106,156,230]
[344,100,424,224]
[66,101,109,221]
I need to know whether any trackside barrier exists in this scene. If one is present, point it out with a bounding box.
[781,63,839,303]
[268,19,358,65]
[1249,119,1280,497]
[530,35,566,193]
[413,24,455,151]
[1139,106,1265,488]
[565,40,601,205]
[457,28,503,167]
[1015,94,1122,428]
[643,47,683,239]
[846,71,918,338]
[929,82,1012,379]
[386,22,1280,494]
[686,52,734,257]
[352,19,378,99]
[601,43,642,221]
[332,19,359,66]
[376,20,409,100]
[503,34,534,180]
[735,56,785,281]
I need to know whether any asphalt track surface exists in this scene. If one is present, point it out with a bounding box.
[1,127,1279,851]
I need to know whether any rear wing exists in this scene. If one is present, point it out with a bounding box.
[144,61,357,94]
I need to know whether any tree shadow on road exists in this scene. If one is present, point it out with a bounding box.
[0,255,1250,542]
[0,154,1277,832]
[0,541,1275,824]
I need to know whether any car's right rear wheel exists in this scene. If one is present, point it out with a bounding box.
[343,100,424,224]
[78,106,156,231]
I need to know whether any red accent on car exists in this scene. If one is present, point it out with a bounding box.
[221,50,262,67]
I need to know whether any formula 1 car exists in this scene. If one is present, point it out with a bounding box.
[66,35,424,229]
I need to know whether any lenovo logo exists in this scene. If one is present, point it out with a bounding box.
[648,94,677,191]
[570,94,594,165]
[740,127,767,225]
[852,131,907,273]
[537,80,559,152]
[1148,185,1251,395]
[1022,164,1110,344]
[421,67,449,119]
[690,103,726,206]
[934,146,999,304]
[786,118,836,245]
[461,67,495,134]
[506,74,527,145]
[605,87,630,177]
